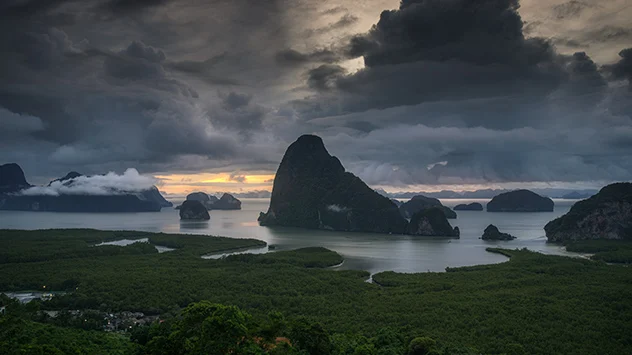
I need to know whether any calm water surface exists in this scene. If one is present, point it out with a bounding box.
[0,198,580,274]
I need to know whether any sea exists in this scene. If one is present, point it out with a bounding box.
[0,198,582,275]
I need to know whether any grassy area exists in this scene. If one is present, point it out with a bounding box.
[1,229,631,354]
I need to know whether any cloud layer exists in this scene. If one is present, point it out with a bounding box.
[20,169,156,196]
[1,0,632,190]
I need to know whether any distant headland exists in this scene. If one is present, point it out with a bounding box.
[0,164,171,213]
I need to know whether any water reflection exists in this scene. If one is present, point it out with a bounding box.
[179,220,210,231]
[0,198,582,274]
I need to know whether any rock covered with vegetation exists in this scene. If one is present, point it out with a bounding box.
[481,224,516,240]
[186,192,219,209]
[258,135,408,234]
[213,193,242,210]
[179,200,210,220]
[487,189,554,212]
[407,208,460,237]
[0,163,30,194]
[176,192,241,210]
[399,195,457,219]
[545,183,632,242]
[453,202,483,211]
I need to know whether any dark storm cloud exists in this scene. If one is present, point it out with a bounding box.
[606,48,632,86]
[584,26,632,43]
[222,92,252,110]
[0,0,71,16]
[558,52,606,100]
[347,0,553,67]
[304,14,360,37]
[101,41,199,97]
[552,37,583,49]
[0,108,45,138]
[306,64,347,91]
[167,54,240,86]
[552,1,592,19]
[2,0,632,188]
[211,92,267,132]
[275,49,341,66]
[321,6,348,15]
[293,0,566,119]
[103,0,171,14]
[280,0,632,187]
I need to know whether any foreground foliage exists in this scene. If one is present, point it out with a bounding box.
[1,229,632,354]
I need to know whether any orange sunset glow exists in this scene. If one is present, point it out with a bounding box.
[154,172,275,196]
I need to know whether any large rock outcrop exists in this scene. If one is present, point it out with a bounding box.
[487,190,554,212]
[185,192,219,209]
[399,195,457,219]
[453,202,483,211]
[258,135,408,234]
[0,163,30,194]
[179,200,210,220]
[175,192,241,210]
[407,208,460,237]
[545,183,632,242]
[213,193,241,210]
[481,224,516,240]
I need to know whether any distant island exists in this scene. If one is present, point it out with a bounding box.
[399,195,457,219]
[0,164,172,213]
[379,188,598,199]
[481,224,516,241]
[258,135,458,237]
[487,190,554,212]
[453,202,484,211]
[176,192,242,211]
[545,183,632,242]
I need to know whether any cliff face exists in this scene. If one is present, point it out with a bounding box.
[407,208,460,237]
[140,186,173,208]
[179,200,210,220]
[399,195,457,219]
[487,190,554,212]
[258,135,408,234]
[545,183,632,242]
[0,163,30,194]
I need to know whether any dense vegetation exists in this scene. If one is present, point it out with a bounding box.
[545,183,632,241]
[0,229,266,263]
[1,229,632,354]
[564,239,632,263]
[1,295,137,354]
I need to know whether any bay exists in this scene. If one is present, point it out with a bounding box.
[0,198,581,274]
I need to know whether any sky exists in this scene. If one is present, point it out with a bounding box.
[1,0,631,196]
